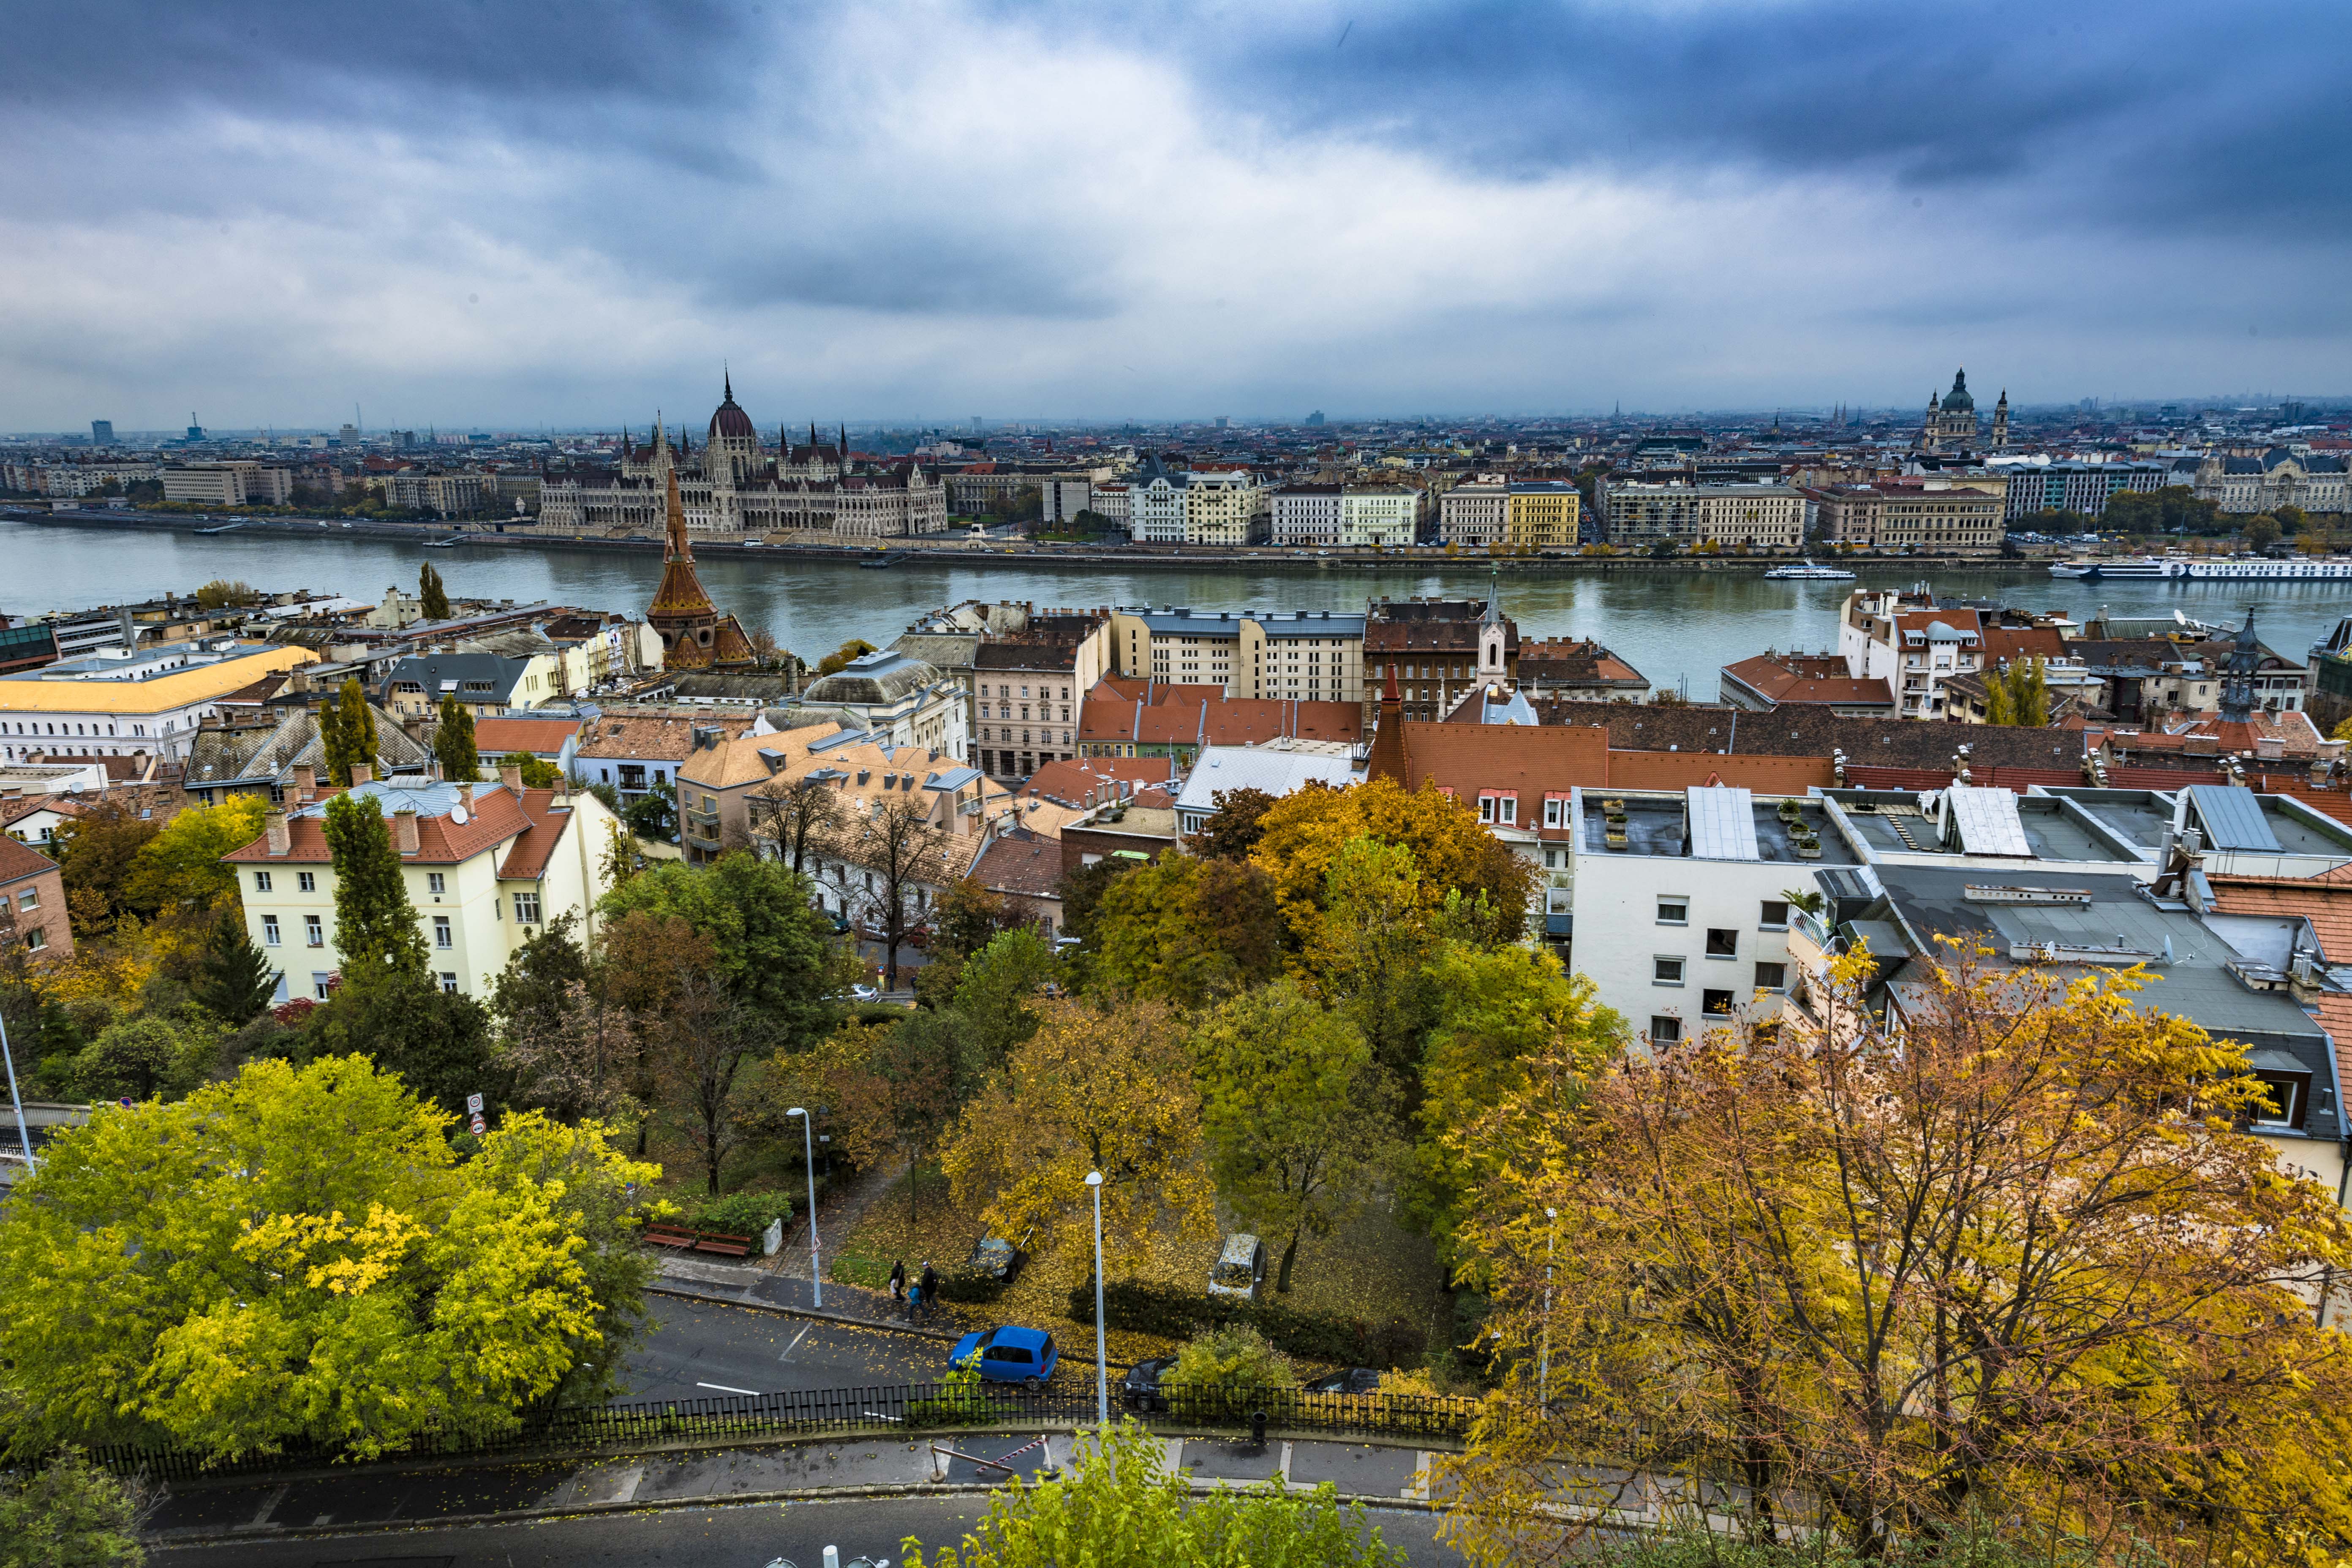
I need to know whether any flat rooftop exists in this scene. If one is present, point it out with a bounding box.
[1582,789,1857,865]
[2045,788,2173,853]
[1827,789,2139,864]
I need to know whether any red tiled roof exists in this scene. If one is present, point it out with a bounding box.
[1077,696,1361,748]
[1024,756,1181,807]
[969,832,1064,899]
[2207,872,2352,965]
[476,716,585,757]
[221,784,568,872]
[496,791,576,879]
[1720,653,1893,709]
[0,834,60,886]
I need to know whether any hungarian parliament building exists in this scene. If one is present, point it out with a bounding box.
[534,378,950,540]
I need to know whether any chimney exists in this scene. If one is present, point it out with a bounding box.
[428,759,443,782]
[458,783,476,814]
[499,763,523,793]
[265,810,291,856]
[351,762,374,785]
[292,763,315,799]
[392,807,420,855]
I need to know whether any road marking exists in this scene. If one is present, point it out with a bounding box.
[697,1381,761,1395]
[778,1325,811,1363]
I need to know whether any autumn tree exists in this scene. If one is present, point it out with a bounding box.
[828,794,949,990]
[1192,980,1392,1293]
[0,1451,154,1565]
[0,1056,655,1462]
[319,675,379,787]
[49,798,164,934]
[121,795,265,918]
[1191,785,1277,861]
[599,852,846,1049]
[1250,776,1533,947]
[815,637,877,677]
[770,1018,963,1223]
[194,577,257,609]
[433,693,479,781]
[942,999,1211,1268]
[1091,851,1282,1006]
[746,771,844,876]
[499,750,563,788]
[651,957,756,1195]
[418,559,451,620]
[1439,950,2352,1568]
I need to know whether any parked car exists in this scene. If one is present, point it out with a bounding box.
[964,1230,1030,1285]
[950,1325,1059,1390]
[1206,1233,1267,1301]
[1122,1356,1176,1412]
[1303,1367,1384,1395]
[851,983,881,1002]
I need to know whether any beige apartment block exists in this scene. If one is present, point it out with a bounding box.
[1183,470,1270,546]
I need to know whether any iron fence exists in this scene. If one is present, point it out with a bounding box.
[74,1379,1481,1484]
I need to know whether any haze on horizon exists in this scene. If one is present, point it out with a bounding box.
[5,0,2347,433]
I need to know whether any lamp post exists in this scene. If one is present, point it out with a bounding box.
[1085,1171,1107,1427]
[789,1107,821,1309]
[1538,1206,1557,1406]
[0,1006,32,1178]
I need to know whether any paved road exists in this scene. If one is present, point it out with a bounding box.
[149,1492,1465,1565]
[622,1297,954,1401]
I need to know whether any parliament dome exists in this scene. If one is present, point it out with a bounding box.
[709,373,757,442]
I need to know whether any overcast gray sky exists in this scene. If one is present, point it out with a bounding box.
[4,0,2344,432]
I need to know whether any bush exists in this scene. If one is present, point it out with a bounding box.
[688,1189,791,1239]
[1162,1325,1293,1419]
[907,1363,993,1427]
[1069,1278,1425,1368]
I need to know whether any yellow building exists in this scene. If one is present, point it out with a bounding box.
[1505,483,1580,551]
[0,640,314,765]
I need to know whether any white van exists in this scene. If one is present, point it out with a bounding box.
[1207,1233,1267,1301]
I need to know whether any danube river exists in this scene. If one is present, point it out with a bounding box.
[5,517,2348,697]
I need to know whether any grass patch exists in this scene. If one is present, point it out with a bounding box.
[828,1251,895,1289]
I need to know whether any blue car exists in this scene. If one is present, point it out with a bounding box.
[950,1324,1058,1390]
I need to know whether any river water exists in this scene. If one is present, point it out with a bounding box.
[5,518,2347,696]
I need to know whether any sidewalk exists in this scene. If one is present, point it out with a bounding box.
[142,1427,1454,1548]
[652,1251,974,1338]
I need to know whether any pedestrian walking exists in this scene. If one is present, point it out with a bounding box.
[888,1259,906,1305]
[918,1259,940,1323]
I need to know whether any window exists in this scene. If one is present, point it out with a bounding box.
[297,872,316,893]
[16,887,34,912]
[2249,1072,2310,1130]
[1653,956,1685,985]
[1544,797,1565,828]
[1754,961,1786,991]
[1649,1015,1682,1044]
[313,972,333,1001]
[24,927,45,952]
[433,916,452,948]
[1478,795,1494,823]
[514,891,541,925]
[1657,899,1688,926]
[262,915,280,946]
[305,915,324,947]
[254,871,272,893]
[1759,900,1789,928]
[1706,928,1738,958]
[427,873,446,895]
[1702,988,1736,1015]
[439,972,459,994]
[1495,792,1516,825]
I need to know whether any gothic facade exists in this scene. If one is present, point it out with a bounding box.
[539,378,950,541]
[1920,369,2008,452]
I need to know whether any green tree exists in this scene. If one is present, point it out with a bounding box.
[49,798,164,933]
[953,926,1057,1070]
[433,694,479,782]
[499,751,562,788]
[901,1420,1404,1568]
[1093,852,1282,1006]
[0,1056,656,1461]
[2246,513,2283,548]
[188,904,279,1025]
[68,1016,201,1103]
[490,911,590,1048]
[301,961,501,1120]
[1304,838,1438,1083]
[321,792,426,976]
[319,676,379,788]
[622,780,676,842]
[122,796,266,917]
[814,637,877,677]
[418,560,450,620]
[1193,980,1391,1293]
[1192,786,1277,861]
[598,853,845,1048]
[194,577,257,609]
[1160,1322,1297,1405]
[0,1450,151,1567]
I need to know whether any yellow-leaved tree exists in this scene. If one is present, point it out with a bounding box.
[0,1055,659,1461]
[941,999,1212,1269]
[1249,776,1533,948]
[1438,947,2352,1567]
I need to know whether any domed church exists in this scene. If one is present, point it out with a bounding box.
[1920,368,2009,452]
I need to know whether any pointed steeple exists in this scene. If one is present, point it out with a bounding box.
[2219,608,2262,723]
[723,364,733,403]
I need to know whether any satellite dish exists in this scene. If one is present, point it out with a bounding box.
[450,805,469,825]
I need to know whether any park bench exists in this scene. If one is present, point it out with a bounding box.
[641,1222,755,1257]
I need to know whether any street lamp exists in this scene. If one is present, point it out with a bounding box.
[1085,1171,1107,1427]
[0,1005,32,1178]
[789,1107,821,1309]
[1538,1206,1557,1406]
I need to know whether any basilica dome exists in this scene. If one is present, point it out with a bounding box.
[709,374,757,442]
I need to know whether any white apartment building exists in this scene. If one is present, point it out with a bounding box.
[162,463,295,507]
[1108,607,1368,702]
[1439,476,1509,548]
[1272,484,1343,547]
[1339,485,1421,548]
[1598,478,1804,548]
[1129,469,1187,544]
[0,640,316,764]
[1087,482,1129,523]
[1184,469,1270,547]
[1837,588,1986,719]
[225,771,622,1002]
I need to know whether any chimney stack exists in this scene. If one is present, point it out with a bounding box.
[351,762,374,786]
[292,763,315,799]
[392,807,420,855]
[265,810,291,857]
[458,783,476,814]
[499,763,524,793]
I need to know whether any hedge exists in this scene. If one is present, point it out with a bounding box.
[686,1190,792,1239]
[1069,1278,1424,1368]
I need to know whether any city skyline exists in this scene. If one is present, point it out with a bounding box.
[5,0,2348,429]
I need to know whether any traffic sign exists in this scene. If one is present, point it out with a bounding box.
[466,1092,485,1113]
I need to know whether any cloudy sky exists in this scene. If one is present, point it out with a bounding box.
[4,0,2345,431]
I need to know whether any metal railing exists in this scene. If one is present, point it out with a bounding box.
[75,1380,1481,1484]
